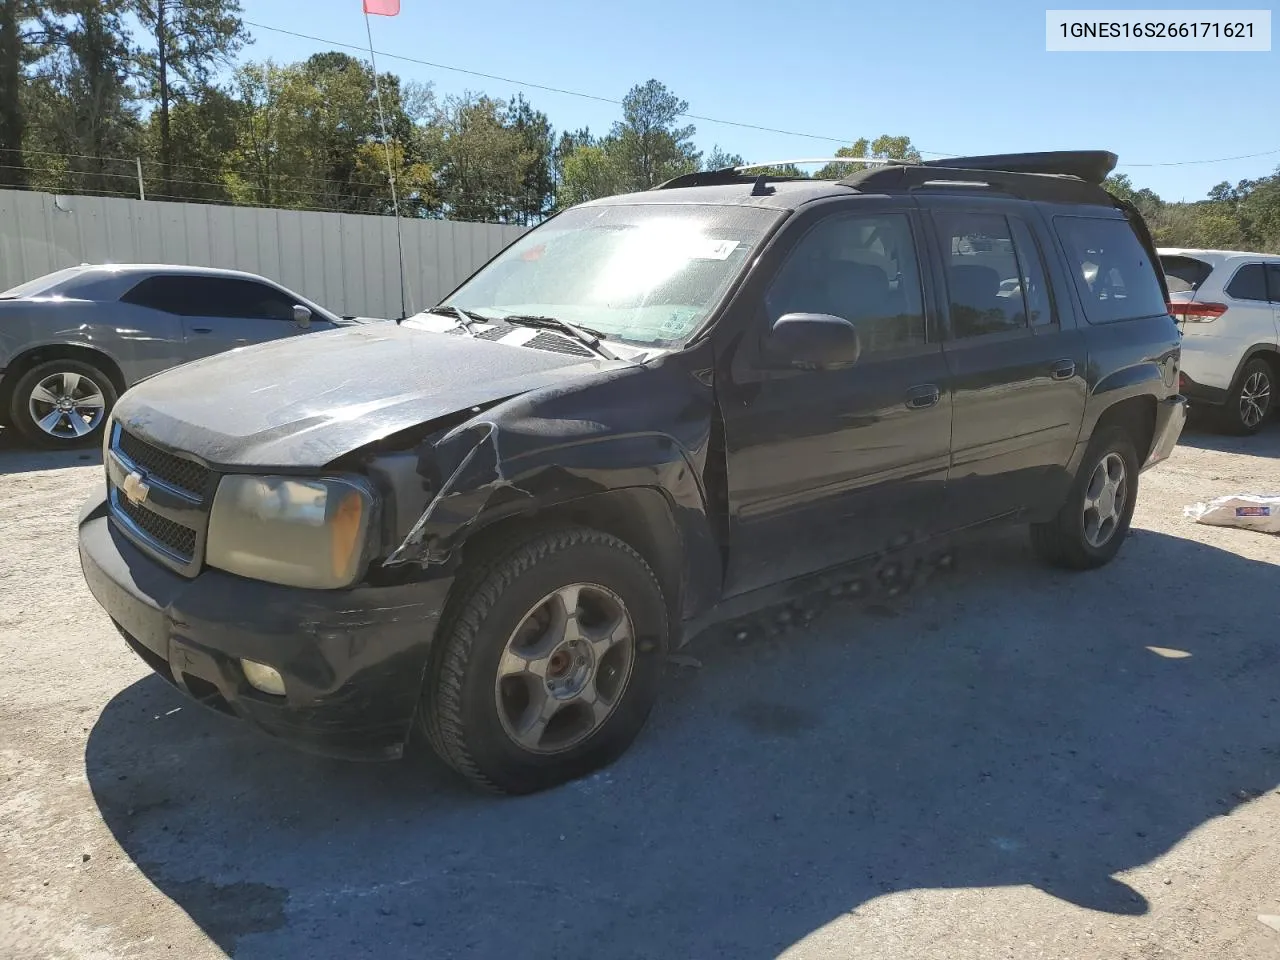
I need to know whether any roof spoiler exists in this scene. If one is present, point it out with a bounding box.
[917,151,1118,185]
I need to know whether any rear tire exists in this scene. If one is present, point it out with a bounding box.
[1030,426,1139,570]
[1217,357,1273,436]
[418,526,668,794]
[9,359,117,449]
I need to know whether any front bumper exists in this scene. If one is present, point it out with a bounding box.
[78,488,453,760]
[1143,395,1188,472]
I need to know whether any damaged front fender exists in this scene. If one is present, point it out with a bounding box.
[378,351,724,620]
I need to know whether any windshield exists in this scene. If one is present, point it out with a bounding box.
[441,203,782,347]
[0,266,88,300]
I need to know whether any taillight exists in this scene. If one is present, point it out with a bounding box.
[1168,301,1227,322]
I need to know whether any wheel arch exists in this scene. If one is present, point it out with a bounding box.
[456,486,696,629]
[1083,360,1163,451]
[378,419,726,634]
[1232,344,1280,388]
[0,343,126,424]
[1093,395,1157,464]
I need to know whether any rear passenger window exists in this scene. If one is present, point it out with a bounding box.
[121,276,201,315]
[1225,264,1268,302]
[766,212,927,354]
[1055,217,1168,324]
[935,212,1025,338]
[1269,265,1280,302]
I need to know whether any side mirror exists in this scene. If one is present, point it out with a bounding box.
[293,304,312,328]
[768,313,861,370]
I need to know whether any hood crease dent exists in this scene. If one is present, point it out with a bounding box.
[110,324,628,468]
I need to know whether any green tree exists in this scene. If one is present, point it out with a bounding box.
[704,146,744,170]
[558,142,627,207]
[814,135,920,179]
[131,0,250,196]
[426,91,531,222]
[504,93,554,225]
[610,79,700,190]
[228,54,422,214]
[0,0,32,186]
[24,1,142,195]
[144,85,240,201]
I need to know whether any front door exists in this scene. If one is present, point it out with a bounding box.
[718,200,954,597]
[180,277,329,361]
[925,201,1088,525]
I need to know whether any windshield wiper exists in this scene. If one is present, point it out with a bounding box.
[497,314,618,360]
[426,304,488,335]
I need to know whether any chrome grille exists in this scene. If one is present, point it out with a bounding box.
[116,429,212,500]
[113,493,197,561]
[106,425,215,576]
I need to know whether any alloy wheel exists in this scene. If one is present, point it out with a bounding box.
[494,582,636,755]
[1082,451,1128,548]
[1239,370,1271,429]
[27,371,107,440]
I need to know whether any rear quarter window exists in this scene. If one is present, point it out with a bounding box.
[1159,255,1214,295]
[1055,216,1168,324]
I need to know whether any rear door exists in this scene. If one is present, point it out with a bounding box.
[924,199,1088,526]
[718,198,954,596]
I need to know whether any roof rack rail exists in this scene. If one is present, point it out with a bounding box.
[735,157,908,172]
[652,156,910,191]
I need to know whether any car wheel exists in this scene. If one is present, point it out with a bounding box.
[9,360,118,449]
[1030,426,1139,570]
[419,526,668,794]
[1219,358,1273,435]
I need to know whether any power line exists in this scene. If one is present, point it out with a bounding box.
[244,18,1280,172]
[1120,147,1280,168]
[242,18,956,156]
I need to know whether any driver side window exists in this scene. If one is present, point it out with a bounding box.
[765,212,927,354]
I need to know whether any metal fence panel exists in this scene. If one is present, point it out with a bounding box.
[0,189,529,318]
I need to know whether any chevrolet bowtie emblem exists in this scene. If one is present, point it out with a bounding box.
[121,471,150,505]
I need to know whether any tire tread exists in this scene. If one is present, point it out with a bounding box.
[421,526,659,793]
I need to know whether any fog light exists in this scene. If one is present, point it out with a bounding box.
[241,659,286,696]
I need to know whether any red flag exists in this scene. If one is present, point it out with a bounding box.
[363,0,400,15]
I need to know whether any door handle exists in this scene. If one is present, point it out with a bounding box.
[1050,359,1076,380]
[905,384,941,410]
[191,327,213,334]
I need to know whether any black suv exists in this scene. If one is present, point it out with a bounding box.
[79,151,1187,794]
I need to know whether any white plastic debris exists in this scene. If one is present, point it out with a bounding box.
[1183,494,1280,534]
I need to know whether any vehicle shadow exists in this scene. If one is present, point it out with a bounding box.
[1177,414,1280,456]
[85,528,1280,959]
[0,426,102,474]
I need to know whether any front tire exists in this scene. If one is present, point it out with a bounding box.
[1218,357,1273,436]
[419,526,668,794]
[9,359,117,449]
[1030,426,1139,570]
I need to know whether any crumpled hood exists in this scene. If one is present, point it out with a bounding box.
[111,324,624,467]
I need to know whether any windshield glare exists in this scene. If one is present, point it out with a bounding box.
[442,203,780,346]
[0,266,87,299]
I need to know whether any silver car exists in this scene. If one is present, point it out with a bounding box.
[0,264,362,448]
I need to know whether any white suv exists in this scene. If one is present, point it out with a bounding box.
[1159,249,1280,435]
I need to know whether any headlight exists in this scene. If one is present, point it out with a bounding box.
[207,475,375,589]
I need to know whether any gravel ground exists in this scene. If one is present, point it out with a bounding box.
[2,420,1279,960]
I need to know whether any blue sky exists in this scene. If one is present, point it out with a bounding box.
[238,0,1279,201]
